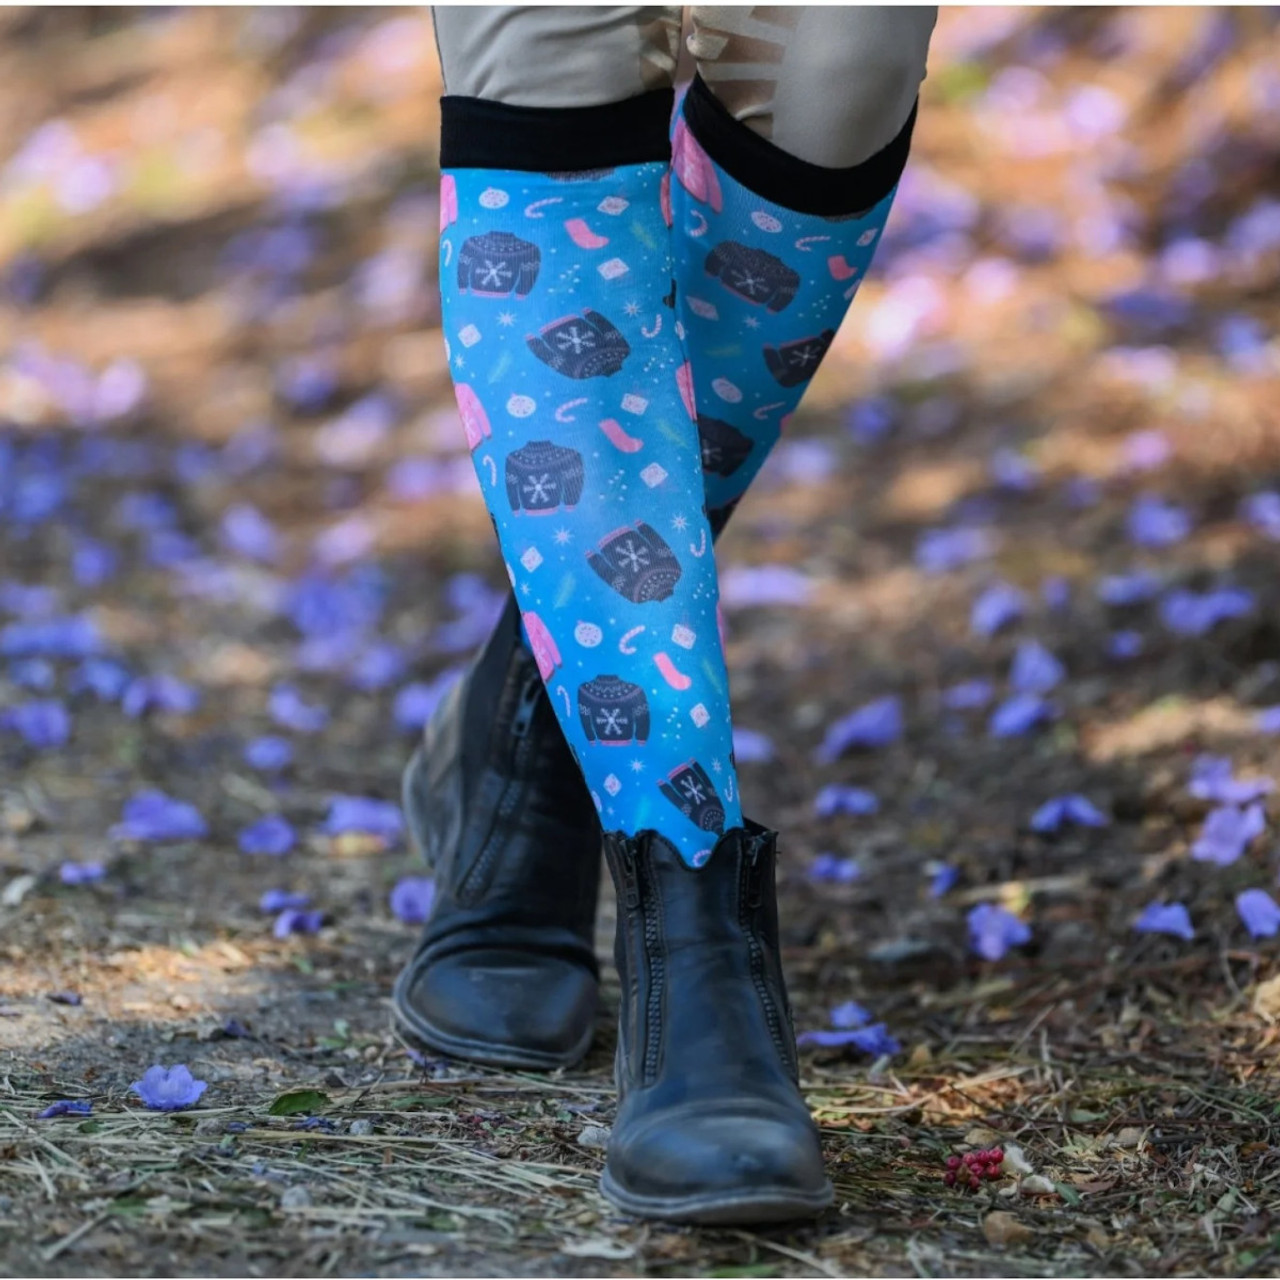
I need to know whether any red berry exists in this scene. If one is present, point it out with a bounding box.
[944,1171,956,1186]
[946,1155,962,1169]
[991,1150,1004,1163]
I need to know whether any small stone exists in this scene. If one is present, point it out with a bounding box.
[577,1124,611,1149]
[280,1186,312,1210]
[1114,1126,1144,1149]
[349,1119,374,1136]
[964,1126,1001,1148]
[195,1118,224,1135]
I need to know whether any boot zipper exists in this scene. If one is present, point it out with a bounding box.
[742,835,792,1070]
[457,671,542,904]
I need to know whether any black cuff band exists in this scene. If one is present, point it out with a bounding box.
[682,73,916,218]
[440,88,675,172]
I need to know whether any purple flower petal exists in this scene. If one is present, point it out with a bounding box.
[260,889,309,913]
[71,657,131,702]
[988,693,1053,738]
[797,1024,901,1055]
[269,684,329,733]
[37,1099,92,1119]
[1097,571,1160,606]
[1127,495,1191,547]
[814,785,879,818]
[111,790,207,843]
[942,679,994,711]
[929,864,959,897]
[915,526,995,573]
[324,795,403,842]
[0,699,70,749]
[122,674,200,719]
[718,564,814,609]
[389,876,435,924]
[971,582,1025,637]
[220,504,281,563]
[1121,429,1172,473]
[1030,794,1110,833]
[347,642,406,692]
[244,736,293,771]
[238,814,296,857]
[1160,587,1254,636]
[392,668,464,734]
[1134,901,1194,941]
[130,1064,207,1112]
[9,657,55,690]
[1256,706,1280,735]
[1010,640,1064,693]
[1191,803,1267,865]
[989,448,1039,493]
[1041,576,1071,611]
[829,1001,872,1029]
[58,861,105,886]
[807,853,860,884]
[732,728,774,764]
[1240,491,1280,540]
[815,696,902,762]
[47,990,81,1006]
[1,614,99,658]
[1188,755,1274,805]
[967,903,1031,961]
[274,907,324,939]
[1107,630,1144,659]
[1236,889,1280,939]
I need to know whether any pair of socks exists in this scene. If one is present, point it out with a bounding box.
[438,81,912,865]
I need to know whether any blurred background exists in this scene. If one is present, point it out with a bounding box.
[3,7,1280,1276]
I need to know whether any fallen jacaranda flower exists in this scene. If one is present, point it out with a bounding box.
[1121,429,1172,473]
[131,1064,207,1112]
[967,903,1031,961]
[324,795,403,842]
[942,679,994,711]
[71,657,131,702]
[814,784,879,818]
[915,526,995,573]
[815,696,902,762]
[1257,707,1280,734]
[0,582,59,618]
[1127,495,1191,547]
[1236,888,1280,939]
[1097,571,1160,606]
[111,790,208,843]
[1240,490,1280,540]
[718,564,814,608]
[988,693,1053,738]
[269,683,329,733]
[389,876,435,924]
[238,815,295,857]
[347,642,406,692]
[58,861,105,885]
[274,907,325,939]
[392,668,464,734]
[122,674,200,719]
[808,853,860,884]
[1010,639,1064,693]
[115,490,177,532]
[260,889,309,913]
[47,990,81,1006]
[1041,576,1070,611]
[989,448,1039,493]
[37,1099,92,1120]
[1160,587,1254,636]
[845,397,897,444]
[929,864,959,897]
[1108,630,1144,659]
[1031,794,1110,833]
[830,1001,872,1029]
[9,657,55,690]
[732,728,775,763]
[1134,901,1194,941]
[1,699,70,748]
[244,736,293,771]
[1191,803,1266,865]
[220,503,281,563]
[1189,755,1274,805]
[971,582,1025,637]
[1,614,99,658]
[797,1024,901,1055]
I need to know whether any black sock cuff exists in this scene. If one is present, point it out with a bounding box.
[440,88,675,172]
[682,73,916,217]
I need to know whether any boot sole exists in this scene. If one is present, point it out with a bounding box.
[600,1167,834,1225]
[392,961,595,1071]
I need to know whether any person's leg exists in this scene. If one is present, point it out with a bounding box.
[675,7,936,530]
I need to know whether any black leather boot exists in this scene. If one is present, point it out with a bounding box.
[393,594,602,1069]
[600,821,832,1223]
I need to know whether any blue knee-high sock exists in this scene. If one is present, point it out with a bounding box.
[440,90,743,867]
[671,75,918,529]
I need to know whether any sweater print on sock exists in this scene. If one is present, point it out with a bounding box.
[669,113,899,526]
[440,161,743,866]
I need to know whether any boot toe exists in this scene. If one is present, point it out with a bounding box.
[605,1101,831,1222]
[394,946,596,1070]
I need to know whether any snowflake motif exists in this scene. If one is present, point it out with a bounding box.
[497,311,516,327]
[616,539,650,574]
[743,315,761,329]
[454,355,465,369]
[553,527,572,546]
[680,775,706,804]
[788,343,822,368]
[523,474,554,504]
[731,269,768,298]
[554,325,596,354]
[623,301,641,317]
[597,708,625,737]
[710,758,722,773]
[478,259,513,289]
[519,581,532,595]
[671,514,688,532]
[629,758,645,773]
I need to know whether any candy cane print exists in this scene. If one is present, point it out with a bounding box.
[618,625,646,655]
[753,402,786,420]
[524,196,562,218]
[482,454,497,486]
[555,397,588,423]
[441,238,453,267]
[795,234,830,252]
[688,528,707,558]
[725,774,735,803]
[555,684,572,718]
[653,651,692,691]
[641,314,662,338]
[687,209,708,238]
[599,417,644,453]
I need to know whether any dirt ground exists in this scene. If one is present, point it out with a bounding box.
[2,7,1280,1277]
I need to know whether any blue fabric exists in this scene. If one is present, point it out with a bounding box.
[669,110,900,527]
[440,162,743,866]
